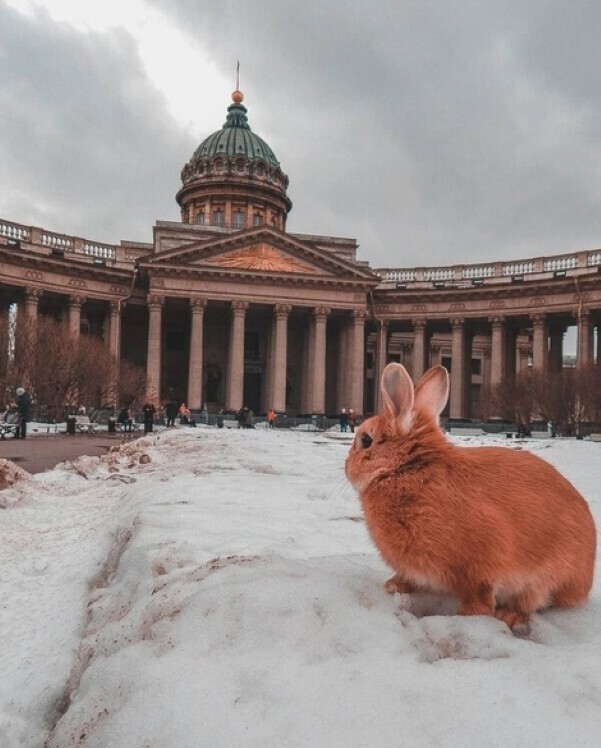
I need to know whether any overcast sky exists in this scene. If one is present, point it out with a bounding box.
[1,0,601,269]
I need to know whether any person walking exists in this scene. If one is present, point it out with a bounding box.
[339,408,349,433]
[15,387,30,439]
[266,408,276,429]
[348,408,357,433]
[142,401,156,434]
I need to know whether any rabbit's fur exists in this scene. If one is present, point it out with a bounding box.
[345,363,596,629]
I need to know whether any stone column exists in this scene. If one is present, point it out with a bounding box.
[412,319,428,382]
[187,298,207,409]
[576,309,594,368]
[108,301,122,361]
[270,303,291,413]
[481,346,492,396]
[430,344,442,367]
[146,295,164,401]
[531,314,548,373]
[374,319,389,411]
[68,296,84,338]
[450,318,468,419]
[225,300,248,411]
[489,316,506,388]
[549,323,565,372]
[336,316,349,412]
[0,301,9,379]
[349,309,367,413]
[23,287,40,322]
[311,306,330,413]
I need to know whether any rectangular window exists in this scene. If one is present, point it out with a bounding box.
[233,211,245,228]
[196,212,205,225]
[213,210,224,226]
[442,356,452,372]
[471,358,482,376]
[253,214,263,226]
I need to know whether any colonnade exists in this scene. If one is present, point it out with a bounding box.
[373,311,599,418]
[144,296,367,413]
[4,283,601,419]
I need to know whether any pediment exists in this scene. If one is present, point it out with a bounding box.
[202,242,317,274]
[142,227,378,282]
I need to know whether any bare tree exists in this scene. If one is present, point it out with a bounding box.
[5,315,146,420]
[490,370,537,432]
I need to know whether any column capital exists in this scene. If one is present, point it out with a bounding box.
[488,315,505,327]
[24,287,42,302]
[313,306,331,321]
[109,300,121,315]
[378,318,389,330]
[451,317,465,329]
[412,318,426,331]
[351,308,368,321]
[531,312,546,326]
[69,295,85,309]
[573,307,591,321]
[190,297,208,312]
[274,303,292,319]
[147,294,165,310]
[231,300,249,315]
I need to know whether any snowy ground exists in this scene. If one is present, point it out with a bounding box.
[1,428,600,747]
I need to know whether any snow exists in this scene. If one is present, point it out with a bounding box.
[1,429,600,747]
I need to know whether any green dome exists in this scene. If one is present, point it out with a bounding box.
[191,102,280,167]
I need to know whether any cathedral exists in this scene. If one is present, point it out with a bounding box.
[1,86,601,418]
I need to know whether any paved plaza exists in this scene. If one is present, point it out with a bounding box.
[0,432,136,474]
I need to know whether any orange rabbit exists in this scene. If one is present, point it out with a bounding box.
[345,363,596,629]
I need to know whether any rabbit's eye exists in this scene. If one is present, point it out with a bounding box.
[360,433,373,449]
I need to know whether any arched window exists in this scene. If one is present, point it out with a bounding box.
[233,211,245,229]
[213,209,224,227]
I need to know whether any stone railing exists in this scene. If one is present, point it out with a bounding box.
[41,232,74,251]
[0,217,129,263]
[0,220,30,241]
[378,248,600,288]
[83,242,116,260]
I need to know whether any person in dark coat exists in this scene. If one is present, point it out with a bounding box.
[165,399,178,427]
[339,408,349,433]
[15,387,30,439]
[142,401,156,434]
[117,407,133,432]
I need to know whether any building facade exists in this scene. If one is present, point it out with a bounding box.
[2,88,601,418]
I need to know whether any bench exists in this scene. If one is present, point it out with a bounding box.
[590,433,601,442]
[0,423,17,439]
[115,421,141,435]
[530,430,551,439]
[74,416,98,434]
[450,427,485,436]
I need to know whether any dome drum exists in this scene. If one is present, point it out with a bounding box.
[178,91,292,231]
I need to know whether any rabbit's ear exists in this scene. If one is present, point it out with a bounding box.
[414,366,449,421]
[381,363,414,428]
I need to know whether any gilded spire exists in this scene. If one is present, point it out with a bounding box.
[232,61,244,103]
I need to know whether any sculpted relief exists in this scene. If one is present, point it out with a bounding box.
[206,243,316,274]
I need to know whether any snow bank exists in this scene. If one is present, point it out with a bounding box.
[1,431,600,747]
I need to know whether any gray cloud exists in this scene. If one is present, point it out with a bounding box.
[2,1,601,268]
[0,3,191,244]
